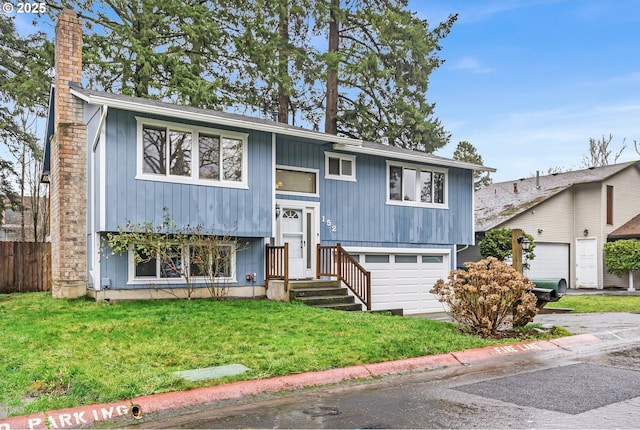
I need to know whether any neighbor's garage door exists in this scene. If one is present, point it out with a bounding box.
[526,243,569,282]
[351,252,449,315]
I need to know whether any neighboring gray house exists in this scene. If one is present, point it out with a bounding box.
[459,161,640,290]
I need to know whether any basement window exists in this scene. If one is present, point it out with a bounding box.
[127,243,236,284]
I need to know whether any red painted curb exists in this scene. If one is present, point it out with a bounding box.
[0,333,602,429]
[452,339,560,364]
[135,365,372,414]
[364,353,461,376]
[551,333,601,348]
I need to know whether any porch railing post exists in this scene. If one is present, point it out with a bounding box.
[336,242,342,281]
[316,243,321,279]
[284,242,289,291]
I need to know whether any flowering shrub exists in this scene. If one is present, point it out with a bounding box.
[430,257,538,337]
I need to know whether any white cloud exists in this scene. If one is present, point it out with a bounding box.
[453,57,493,74]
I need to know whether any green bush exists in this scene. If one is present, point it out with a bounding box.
[430,257,538,337]
[479,228,535,268]
[604,239,640,276]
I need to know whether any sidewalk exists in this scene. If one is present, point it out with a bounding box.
[0,332,606,430]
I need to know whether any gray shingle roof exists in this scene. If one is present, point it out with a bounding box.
[475,161,640,232]
[65,85,493,172]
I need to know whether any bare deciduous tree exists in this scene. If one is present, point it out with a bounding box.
[581,134,626,167]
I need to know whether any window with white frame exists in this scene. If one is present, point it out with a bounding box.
[137,117,247,187]
[325,152,356,181]
[387,162,447,207]
[275,166,319,196]
[129,243,235,283]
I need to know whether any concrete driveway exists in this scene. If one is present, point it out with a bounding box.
[534,311,640,335]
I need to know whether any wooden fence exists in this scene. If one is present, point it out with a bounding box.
[0,242,51,293]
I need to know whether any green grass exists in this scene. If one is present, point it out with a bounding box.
[0,293,560,416]
[545,294,640,313]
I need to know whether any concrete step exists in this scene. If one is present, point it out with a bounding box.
[296,294,356,307]
[288,279,341,289]
[291,287,349,298]
[311,302,363,312]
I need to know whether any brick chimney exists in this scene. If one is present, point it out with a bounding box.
[51,9,87,298]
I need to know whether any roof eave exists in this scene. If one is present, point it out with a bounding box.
[332,143,496,172]
[70,88,364,147]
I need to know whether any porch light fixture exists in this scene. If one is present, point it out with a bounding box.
[583,229,589,237]
[275,206,281,218]
[517,236,531,251]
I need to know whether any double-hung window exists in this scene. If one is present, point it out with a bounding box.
[387,162,447,207]
[137,117,248,188]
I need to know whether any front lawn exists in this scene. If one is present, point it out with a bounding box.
[0,293,532,416]
[545,294,640,313]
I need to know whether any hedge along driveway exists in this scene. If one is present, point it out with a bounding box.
[0,293,516,416]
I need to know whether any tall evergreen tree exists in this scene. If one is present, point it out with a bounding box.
[316,0,455,151]
[453,140,492,190]
[41,1,454,149]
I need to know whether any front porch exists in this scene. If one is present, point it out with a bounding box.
[265,243,372,311]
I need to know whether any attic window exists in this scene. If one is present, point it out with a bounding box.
[137,117,247,188]
[325,152,356,181]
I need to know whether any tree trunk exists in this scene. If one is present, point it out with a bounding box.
[325,0,339,135]
[277,0,290,124]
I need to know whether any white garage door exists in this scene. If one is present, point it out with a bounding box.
[525,242,569,282]
[349,251,450,315]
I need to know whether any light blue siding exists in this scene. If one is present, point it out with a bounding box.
[101,109,272,237]
[276,136,475,248]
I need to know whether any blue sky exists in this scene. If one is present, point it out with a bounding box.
[411,0,640,182]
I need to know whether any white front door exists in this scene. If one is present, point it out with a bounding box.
[576,238,598,288]
[282,208,305,278]
[278,202,318,279]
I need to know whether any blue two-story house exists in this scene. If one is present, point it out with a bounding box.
[43,9,493,314]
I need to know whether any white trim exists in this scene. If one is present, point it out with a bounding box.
[275,165,320,197]
[385,160,449,209]
[332,143,495,172]
[99,117,107,231]
[91,105,108,152]
[276,199,321,278]
[135,116,249,189]
[324,151,356,181]
[271,134,277,238]
[344,246,451,257]
[127,242,237,285]
[71,88,363,147]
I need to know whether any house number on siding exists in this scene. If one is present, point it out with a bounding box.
[321,216,337,232]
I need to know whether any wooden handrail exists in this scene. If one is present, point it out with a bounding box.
[265,243,288,291]
[316,243,371,310]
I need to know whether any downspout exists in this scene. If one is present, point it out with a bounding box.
[89,105,108,292]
